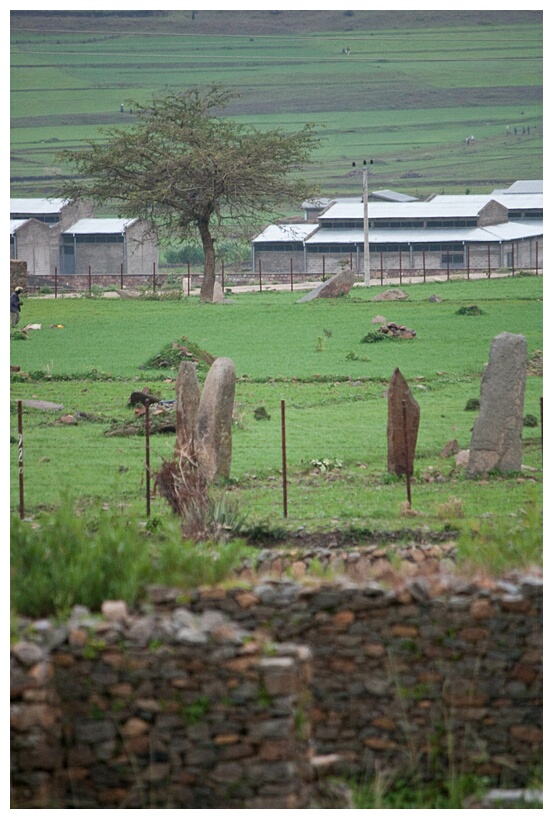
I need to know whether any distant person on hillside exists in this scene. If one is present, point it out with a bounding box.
[10,286,23,327]
[120,102,124,113]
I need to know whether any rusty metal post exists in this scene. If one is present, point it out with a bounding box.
[322,255,326,282]
[281,399,288,518]
[540,396,543,456]
[423,250,426,283]
[290,258,294,291]
[221,259,225,291]
[120,262,124,289]
[153,261,156,293]
[18,401,24,520]
[88,265,92,295]
[145,401,151,517]
[54,266,58,299]
[187,261,191,295]
[402,399,412,507]
[259,258,262,292]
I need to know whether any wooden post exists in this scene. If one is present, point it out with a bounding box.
[120,262,124,289]
[259,258,262,292]
[153,261,156,292]
[221,259,225,291]
[487,243,491,278]
[187,261,191,295]
[290,258,294,291]
[54,266,58,299]
[88,265,92,295]
[145,401,151,517]
[423,250,426,283]
[380,252,384,286]
[322,255,326,282]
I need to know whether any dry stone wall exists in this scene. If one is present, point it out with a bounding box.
[11,568,542,808]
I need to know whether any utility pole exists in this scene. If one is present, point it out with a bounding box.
[353,159,373,285]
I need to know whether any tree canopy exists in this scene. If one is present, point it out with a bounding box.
[58,86,321,301]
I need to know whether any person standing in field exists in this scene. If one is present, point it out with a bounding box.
[10,286,23,327]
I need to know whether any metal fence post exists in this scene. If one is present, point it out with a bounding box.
[281,399,288,518]
[18,401,25,520]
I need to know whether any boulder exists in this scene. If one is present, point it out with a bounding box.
[297,269,356,302]
[371,289,408,302]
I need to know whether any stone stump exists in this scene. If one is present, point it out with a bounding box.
[196,357,236,482]
[387,368,420,476]
[297,269,356,302]
[466,332,527,477]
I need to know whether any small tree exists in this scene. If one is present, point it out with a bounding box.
[58,85,320,301]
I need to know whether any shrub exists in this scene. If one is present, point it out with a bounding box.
[10,498,251,617]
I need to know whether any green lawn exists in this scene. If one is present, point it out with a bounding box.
[10,277,543,552]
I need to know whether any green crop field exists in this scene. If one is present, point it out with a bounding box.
[11,9,542,202]
[10,277,543,558]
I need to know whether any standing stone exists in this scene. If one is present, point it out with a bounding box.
[387,368,420,476]
[196,358,236,482]
[297,269,356,303]
[467,332,527,476]
[174,362,201,462]
[212,281,224,304]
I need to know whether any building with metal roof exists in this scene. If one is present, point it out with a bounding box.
[9,199,158,281]
[252,181,542,280]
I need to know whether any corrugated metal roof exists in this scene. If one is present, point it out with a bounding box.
[498,180,543,194]
[370,189,418,203]
[322,192,541,220]
[430,193,542,210]
[10,219,30,234]
[304,221,542,245]
[62,218,136,235]
[10,198,68,215]
[252,223,318,243]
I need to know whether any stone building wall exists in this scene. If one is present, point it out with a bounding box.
[11,567,542,809]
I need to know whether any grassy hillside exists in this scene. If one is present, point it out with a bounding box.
[11,9,542,202]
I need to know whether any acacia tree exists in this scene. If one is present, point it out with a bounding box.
[58,86,320,301]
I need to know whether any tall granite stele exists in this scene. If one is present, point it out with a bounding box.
[387,368,420,476]
[467,332,527,477]
[174,357,236,483]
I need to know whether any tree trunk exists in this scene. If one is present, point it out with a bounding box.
[198,218,216,303]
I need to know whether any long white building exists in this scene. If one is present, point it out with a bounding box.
[252,181,542,279]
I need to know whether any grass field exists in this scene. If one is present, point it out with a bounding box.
[10,276,543,560]
[10,9,542,201]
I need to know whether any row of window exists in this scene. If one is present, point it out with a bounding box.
[61,235,124,244]
[322,219,479,229]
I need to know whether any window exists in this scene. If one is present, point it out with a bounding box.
[441,253,464,268]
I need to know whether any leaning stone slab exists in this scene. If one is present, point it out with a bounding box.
[196,357,236,482]
[387,368,420,476]
[297,270,356,302]
[467,332,527,476]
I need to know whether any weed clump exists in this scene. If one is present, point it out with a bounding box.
[455,305,484,316]
[144,335,215,375]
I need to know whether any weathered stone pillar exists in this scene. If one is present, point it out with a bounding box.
[467,332,527,476]
[387,368,420,476]
[174,361,201,463]
[196,357,236,482]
